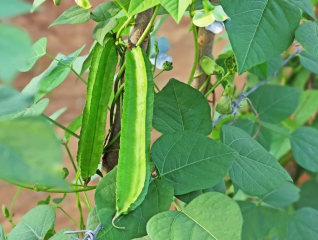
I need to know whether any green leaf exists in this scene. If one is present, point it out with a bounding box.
[0,24,32,82]
[249,56,283,80]
[0,86,33,115]
[231,119,272,151]
[22,58,60,103]
[93,173,173,239]
[296,21,318,59]
[0,117,66,187]
[153,79,212,135]
[0,0,31,18]
[0,224,5,240]
[35,66,71,102]
[91,2,121,22]
[248,84,301,124]
[49,107,66,121]
[49,228,78,239]
[287,208,318,240]
[128,0,159,16]
[147,192,243,240]
[8,205,55,240]
[291,68,311,90]
[261,182,300,208]
[294,90,318,125]
[151,131,237,195]
[200,56,218,75]
[132,236,151,240]
[59,45,85,66]
[50,6,90,27]
[295,180,318,211]
[221,125,292,196]
[291,0,316,19]
[86,208,99,230]
[116,0,130,13]
[19,37,47,72]
[290,127,318,172]
[238,201,289,240]
[158,0,191,23]
[299,50,318,74]
[31,0,46,13]
[176,180,226,204]
[93,19,119,46]
[193,12,215,27]
[0,98,49,121]
[65,114,83,142]
[222,0,301,74]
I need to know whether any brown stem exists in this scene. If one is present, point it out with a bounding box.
[191,0,218,92]
[102,9,154,173]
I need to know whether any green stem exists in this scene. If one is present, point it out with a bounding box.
[58,207,80,228]
[8,187,21,228]
[116,16,134,40]
[136,5,160,47]
[116,0,129,16]
[63,142,92,211]
[204,72,230,98]
[199,75,210,92]
[154,69,165,79]
[172,199,181,211]
[154,82,160,92]
[63,143,78,172]
[194,72,205,78]
[42,114,80,139]
[4,179,96,193]
[75,175,85,230]
[45,54,87,85]
[104,130,121,152]
[188,23,199,85]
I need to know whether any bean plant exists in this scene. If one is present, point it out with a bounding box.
[1,0,318,239]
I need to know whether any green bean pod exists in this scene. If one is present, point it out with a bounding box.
[77,37,118,180]
[115,47,154,219]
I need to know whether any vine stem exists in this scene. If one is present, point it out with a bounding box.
[42,114,80,139]
[3,179,97,193]
[136,5,160,47]
[204,72,231,98]
[45,54,87,85]
[116,16,134,40]
[58,207,80,228]
[188,22,199,85]
[172,200,181,211]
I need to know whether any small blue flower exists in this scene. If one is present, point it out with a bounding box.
[149,36,173,69]
[205,21,225,34]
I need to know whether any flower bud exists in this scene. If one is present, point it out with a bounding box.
[2,205,9,218]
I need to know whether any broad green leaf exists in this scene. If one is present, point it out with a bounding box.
[19,37,47,72]
[296,21,318,58]
[269,130,291,160]
[261,182,300,208]
[22,54,63,98]
[249,56,283,80]
[222,0,301,74]
[200,56,217,75]
[151,131,237,195]
[93,19,119,46]
[8,205,55,240]
[248,84,301,124]
[50,6,90,27]
[132,237,151,240]
[0,0,31,18]
[35,66,71,102]
[0,98,49,121]
[238,201,289,240]
[49,228,78,239]
[299,50,318,74]
[59,45,85,66]
[94,173,173,239]
[153,79,212,135]
[291,68,311,90]
[291,0,316,19]
[287,208,318,240]
[0,86,33,115]
[0,117,66,187]
[116,0,130,13]
[193,12,215,27]
[295,180,318,211]
[290,127,318,172]
[0,224,5,240]
[158,0,191,23]
[128,0,159,16]
[31,0,46,13]
[0,24,32,82]
[86,208,99,230]
[91,2,121,22]
[231,119,272,151]
[294,90,318,125]
[65,114,83,141]
[176,180,226,204]
[147,192,243,240]
[221,125,292,196]
[79,42,97,75]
